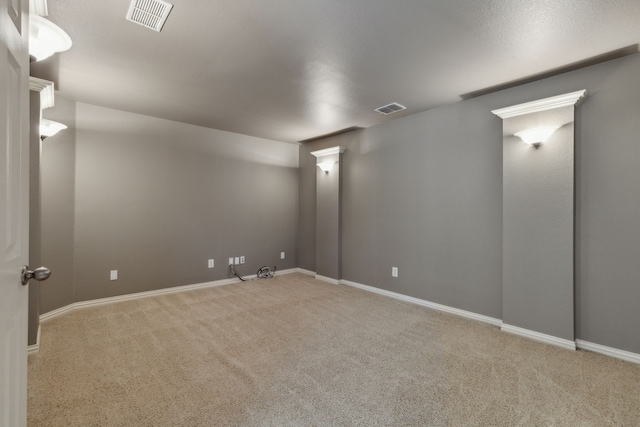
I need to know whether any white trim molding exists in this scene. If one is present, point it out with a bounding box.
[341,279,502,327]
[501,323,576,351]
[315,274,340,285]
[29,77,55,109]
[310,146,346,158]
[27,325,41,356]
[36,268,639,366]
[491,89,587,119]
[296,268,316,276]
[40,270,309,323]
[41,277,243,322]
[300,272,639,362]
[576,340,640,365]
[273,268,298,276]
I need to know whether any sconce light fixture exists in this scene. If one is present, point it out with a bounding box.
[317,160,336,173]
[29,14,72,62]
[40,119,67,140]
[514,125,560,148]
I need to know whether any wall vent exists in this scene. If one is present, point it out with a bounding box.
[374,102,406,115]
[126,0,173,32]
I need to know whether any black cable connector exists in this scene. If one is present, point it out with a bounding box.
[230,264,247,281]
[230,264,277,281]
[256,266,276,279]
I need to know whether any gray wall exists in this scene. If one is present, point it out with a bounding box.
[314,153,342,280]
[40,97,76,314]
[502,108,575,341]
[574,55,640,353]
[36,53,640,356]
[301,98,504,319]
[299,53,640,354]
[40,101,298,311]
[28,90,41,345]
[297,145,316,272]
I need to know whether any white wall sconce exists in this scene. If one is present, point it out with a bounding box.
[514,125,560,148]
[317,160,336,173]
[311,146,345,174]
[29,14,72,62]
[40,119,67,140]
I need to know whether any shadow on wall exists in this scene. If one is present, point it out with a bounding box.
[38,99,299,315]
[74,103,299,168]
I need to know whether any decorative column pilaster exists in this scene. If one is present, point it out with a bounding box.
[493,90,586,348]
[311,146,346,284]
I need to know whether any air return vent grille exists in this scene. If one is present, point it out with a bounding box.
[126,0,173,32]
[374,102,406,115]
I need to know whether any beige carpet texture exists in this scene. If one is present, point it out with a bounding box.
[28,273,640,426]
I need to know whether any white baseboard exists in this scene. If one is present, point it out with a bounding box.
[315,274,340,285]
[501,323,576,351]
[40,303,79,322]
[576,339,640,364]
[36,268,639,366]
[40,269,306,322]
[345,278,638,362]
[27,325,41,356]
[341,279,502,327]
[41,276,250,322]
[295,268,316,276]
[274,268,298,276]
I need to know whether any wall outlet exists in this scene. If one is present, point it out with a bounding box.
[391,267,398,278]
[229,257,234,265]
[208,259,214,269]
[234,256,240,265]
[240,256,245,264]
[110,270,118,281]
[280,251,285,259]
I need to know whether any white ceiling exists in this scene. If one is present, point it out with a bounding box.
[33,0,640,143]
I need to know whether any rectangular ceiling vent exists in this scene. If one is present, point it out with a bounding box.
[374,102,407,115]
[126,0,173,32]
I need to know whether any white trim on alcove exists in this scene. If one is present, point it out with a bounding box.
[492,90,587,118]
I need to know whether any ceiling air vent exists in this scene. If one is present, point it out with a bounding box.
[374,102,406,115]
[126,0,173,32]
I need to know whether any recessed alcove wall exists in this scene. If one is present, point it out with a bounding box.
[311,147,345,283]
[494,91,586,346]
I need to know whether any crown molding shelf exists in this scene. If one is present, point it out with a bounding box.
[310,146,346,158]
[29,77,55,109]
[492,90,587,119]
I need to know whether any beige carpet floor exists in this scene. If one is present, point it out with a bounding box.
[28,273,640,426]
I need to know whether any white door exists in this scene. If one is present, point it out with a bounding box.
[0,0,29,425]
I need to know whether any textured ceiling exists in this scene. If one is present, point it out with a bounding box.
[32,0,640,143]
